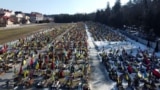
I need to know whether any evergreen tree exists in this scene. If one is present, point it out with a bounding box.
[155,41,159,52]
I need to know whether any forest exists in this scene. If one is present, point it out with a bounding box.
[51,0,160,37]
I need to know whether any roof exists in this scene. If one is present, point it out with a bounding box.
[15,11,23,15]
[3,16,9,19]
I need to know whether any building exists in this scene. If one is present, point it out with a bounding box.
[14,11,31,24]
[0,10,6,27]
[0,8,15,26]
[15,11,25,24]
[30,12,44,23]
[25,16,30,24]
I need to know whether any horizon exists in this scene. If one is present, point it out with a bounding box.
[0,0,129,15]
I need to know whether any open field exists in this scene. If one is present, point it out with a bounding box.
[0,24,55,44]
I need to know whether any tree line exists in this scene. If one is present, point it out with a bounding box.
[51,0,160,37]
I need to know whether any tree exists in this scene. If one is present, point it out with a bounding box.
[109,0,123,28]
[95,10,101,22]
[0,16,7,27]
[51,0,160,37]
[147,40,150,47]
[21,18,27,24]
[10,15,18,24]
[155,41,159,52]
[104,2,111,25]
[112,0,121,13]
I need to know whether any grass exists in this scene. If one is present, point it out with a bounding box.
[0,24,52,44]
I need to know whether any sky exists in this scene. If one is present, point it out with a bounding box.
[0,0,129,15]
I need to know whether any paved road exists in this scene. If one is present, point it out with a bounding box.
[0,23,50,31]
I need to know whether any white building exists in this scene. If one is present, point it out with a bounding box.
[25,16,30,24]
[0,8,15,26]
[16,13,24,24]
[30,12,44,23]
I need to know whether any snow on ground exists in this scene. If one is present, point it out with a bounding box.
[94,40,138,57]
[94,34,160,58]
[86,24,116,90]
[121,32,160,57]
[86,24,160,90]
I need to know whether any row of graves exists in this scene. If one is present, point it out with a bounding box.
[101,48,160,90]
[87,22,160,90]
[10,23,90,90]
[0,24,72,89]
[86,22,125,42]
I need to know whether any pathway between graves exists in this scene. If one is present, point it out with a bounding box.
[85,24,116,90]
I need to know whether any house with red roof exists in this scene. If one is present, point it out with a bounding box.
[0,8,16,27]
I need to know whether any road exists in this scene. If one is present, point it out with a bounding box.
[0,23,50,31]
